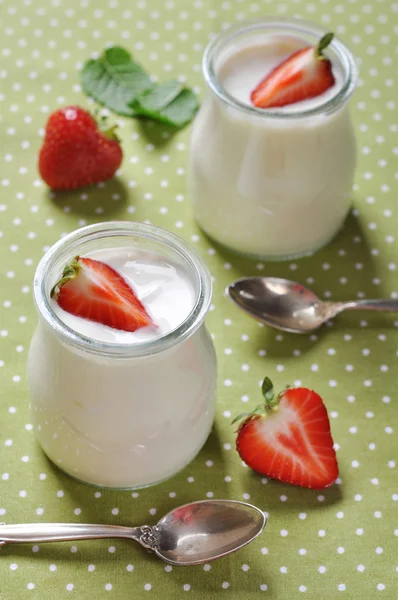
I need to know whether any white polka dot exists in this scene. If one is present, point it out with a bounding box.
[280,529,288,537]
[377,584,385,591]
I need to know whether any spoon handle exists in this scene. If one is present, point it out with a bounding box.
[0,523,155,547]
[341,299,398,313]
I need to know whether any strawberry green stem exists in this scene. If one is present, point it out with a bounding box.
[315,32,334,60]
[50,256,80,298]
[101,124,119,142]
[262,377,279,409]
[231,376,281,426]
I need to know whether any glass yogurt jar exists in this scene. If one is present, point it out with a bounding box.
[189,18,358,260]
[27,222,217,489]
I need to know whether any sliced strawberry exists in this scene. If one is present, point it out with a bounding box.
[233,377,338,489]
[251,32,335,109]
[51,256,153,333]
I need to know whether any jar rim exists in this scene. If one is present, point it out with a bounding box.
[203,17,358,119]
[33,221,212,358]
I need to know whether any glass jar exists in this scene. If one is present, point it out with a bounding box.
[27,222,217,489]
[189,18,358,260]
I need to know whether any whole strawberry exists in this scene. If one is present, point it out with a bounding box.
[38,106,123,190]
[233,377,338,489]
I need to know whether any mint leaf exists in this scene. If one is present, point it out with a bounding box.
[131,87,199,128]
[135,81,183,112]
[80,46,200,127]
[81,47,152,116]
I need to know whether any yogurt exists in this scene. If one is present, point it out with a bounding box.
[27,222,217,489]
[189,19,357,259]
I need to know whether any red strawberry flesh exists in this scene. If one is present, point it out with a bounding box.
[51,256,153,333]
[251,32,336,109]
[235,379,338,489]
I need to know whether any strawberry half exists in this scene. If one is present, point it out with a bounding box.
[251,32,336,109]
[39,106,123,190]
[233,377,338,489]
[51,256,153,333]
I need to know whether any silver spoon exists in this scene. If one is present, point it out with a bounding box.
[227,277,398,334]
[0,499,266,566]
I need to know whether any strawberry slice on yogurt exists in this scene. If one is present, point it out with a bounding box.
[251,32,336,109]
[51,256,153,332]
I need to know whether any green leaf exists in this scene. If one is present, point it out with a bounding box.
[81,47,153,116]
[134,80,183,112]
[231,404,264,425]
[231,412,254,425]
[131,86,199,128]
[262,377,274,401]
[316,32,334,58]
[50,256,80,298]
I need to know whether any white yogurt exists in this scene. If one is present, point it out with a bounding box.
[189,22,357,259]
[28,224,217,489]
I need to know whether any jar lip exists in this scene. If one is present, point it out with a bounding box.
[33,221,212,358]
[203,17,358,119]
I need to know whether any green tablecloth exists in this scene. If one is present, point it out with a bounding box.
[1,1,397,598]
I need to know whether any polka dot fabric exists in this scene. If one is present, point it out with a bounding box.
[0,0,397,598]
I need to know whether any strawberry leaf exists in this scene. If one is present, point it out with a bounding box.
[231,404,264,425]
[261,377,274,400]
[50,256,80,298]
[131,86,199,128]
[316,32,334,58]
[81,47,153,116]
[231,412,254,425]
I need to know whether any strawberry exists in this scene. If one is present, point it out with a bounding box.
[251,32,335,109]
[51,256,153,332]
[233,377,338,489]
[38,106,123,190]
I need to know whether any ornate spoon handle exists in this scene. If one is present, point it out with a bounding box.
[0,523,157,548]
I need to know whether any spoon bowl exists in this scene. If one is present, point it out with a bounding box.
[155,499,266,565]
[227,277,398,333]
